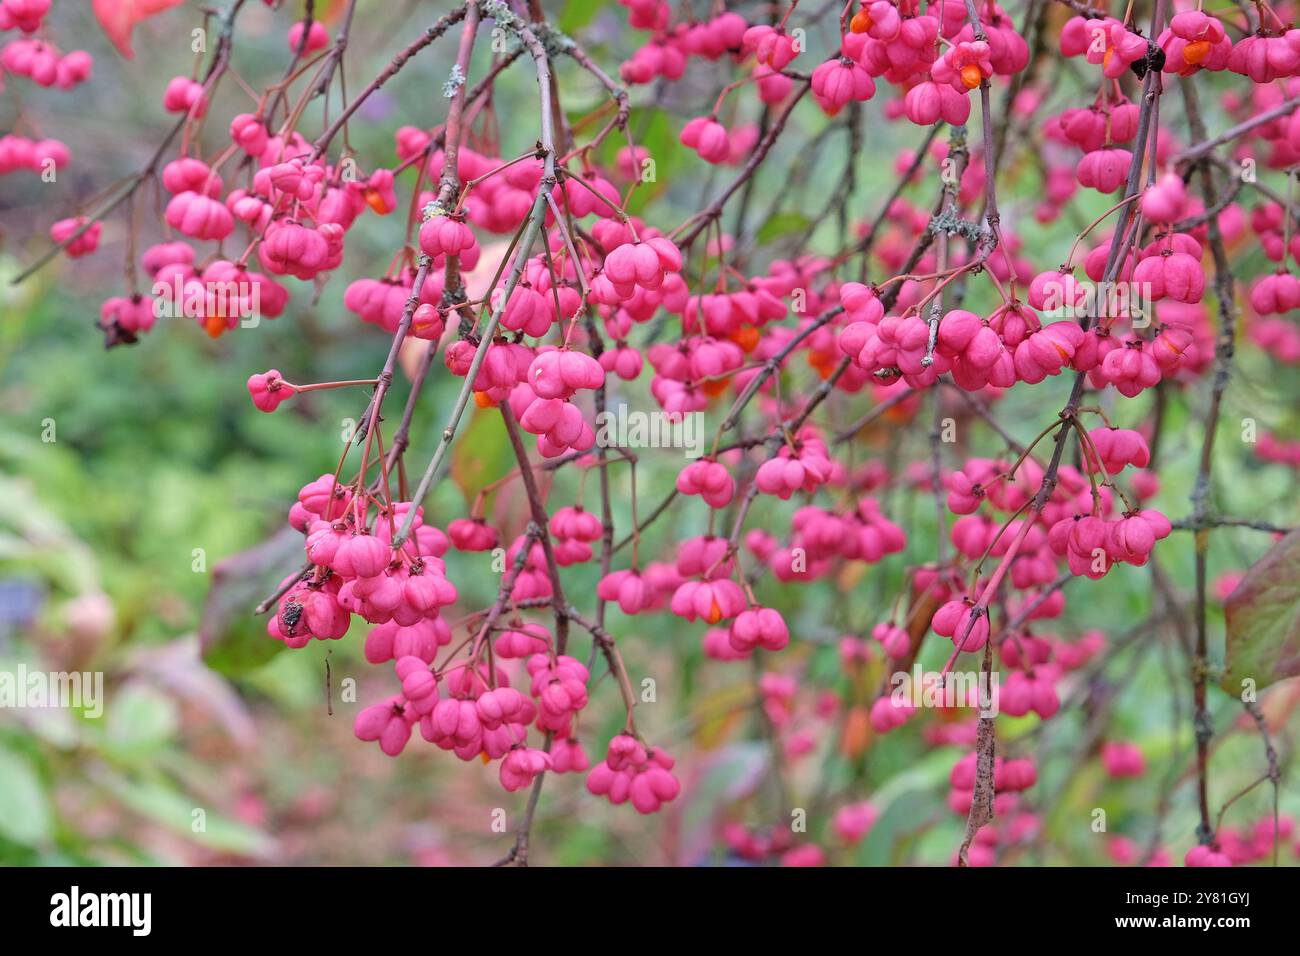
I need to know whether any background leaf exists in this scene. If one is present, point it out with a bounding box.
[199,527,303,677]
[0,745,52,847]
[1222,529,1300,694]
[103,683,180,761]
[450,405,513,500]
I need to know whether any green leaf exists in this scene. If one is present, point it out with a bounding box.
[855,749,954,865]
[103,684,179,760]
[1221,528,1300,694]
[0,745,52,847]
[673,742,769,864]
[94,771,273,857]
[450,405,513,500]
[0,474,100,595]
[551,821,611,866]
[200,527,303,677]
[558,0,603,33]
[756,210,813,244]
[620,110,683,217]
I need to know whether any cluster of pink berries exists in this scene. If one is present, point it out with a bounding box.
[586,734,681,813]
[0,134,67,175]
[0,36,89,89]
[0,1,76,175]
[263,463,680,811]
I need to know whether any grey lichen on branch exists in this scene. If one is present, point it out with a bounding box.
[480,0,574,56]
[442,63,466,98]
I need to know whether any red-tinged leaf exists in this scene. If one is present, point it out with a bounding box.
[93,0,186,60]
[1222,529,1300,695]
[840,704,873,758]
[689,682,755,750]
[316,0,350,24]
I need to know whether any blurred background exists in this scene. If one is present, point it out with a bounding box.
[1,0,1298,866]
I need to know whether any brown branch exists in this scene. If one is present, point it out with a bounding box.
[676,81,813,249]
[1182,74,1237,845]
[309,3,471,162]
[1172,96,1300,169]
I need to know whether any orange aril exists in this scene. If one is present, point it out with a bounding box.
[808,351,835,379]
[1183,39,1210,66]
[705,600,723,625]
[731,323,761,353]
[702,375,731,397]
